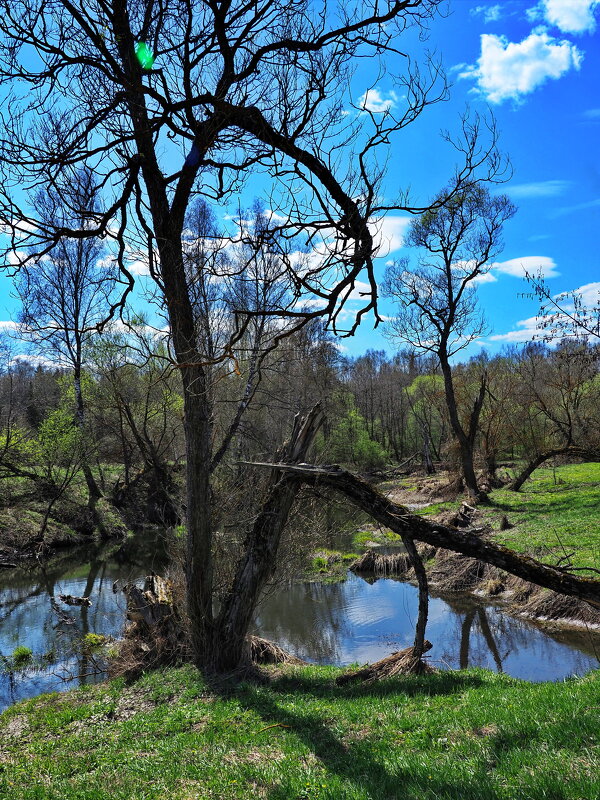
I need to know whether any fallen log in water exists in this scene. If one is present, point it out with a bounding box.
[59,594,92,607]
[243,462,600,609]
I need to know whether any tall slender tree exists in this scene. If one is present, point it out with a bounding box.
[384,182,516,501]
[15,168,117,517]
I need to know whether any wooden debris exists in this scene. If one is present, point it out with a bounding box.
[246,635,307,666]
[335,641,434,685]
[116,575,188,679]
[58,594,92,606]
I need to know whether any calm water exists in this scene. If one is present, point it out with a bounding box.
[0,530,170,711]
[1,537,598,711]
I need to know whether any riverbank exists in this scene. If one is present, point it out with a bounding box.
[306,462,600,634]
[0,470,141,566]
[1,663,598,800]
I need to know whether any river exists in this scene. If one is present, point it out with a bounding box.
[1,530,598,712]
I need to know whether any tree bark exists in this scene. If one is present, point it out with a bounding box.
[73,367,102,508]
[508,447,596,491]
[440,359,487,502]
[400,534,429,659]
[213,405,324,672]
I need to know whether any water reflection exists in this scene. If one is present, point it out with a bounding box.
[0,530,169,711]
[253,573,599,682]
[2,544,599,713]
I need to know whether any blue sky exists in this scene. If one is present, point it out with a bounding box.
[343,0,600,357]
[0,0,598,362]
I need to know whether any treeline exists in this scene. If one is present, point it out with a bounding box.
[1,330,598,531]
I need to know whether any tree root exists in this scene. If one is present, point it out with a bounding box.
[335,641,435,685]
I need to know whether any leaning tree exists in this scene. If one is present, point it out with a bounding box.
[0,0,507,673]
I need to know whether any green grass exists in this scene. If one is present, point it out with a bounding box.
[1,665,598,799]
[401,463,600,573]
[484,462,600,572]
[352,527,400,550]
[306,550,359,581]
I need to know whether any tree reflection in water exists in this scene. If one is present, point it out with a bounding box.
[2,551,599,711]
[0,531,169,710]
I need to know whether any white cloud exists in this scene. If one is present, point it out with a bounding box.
[471,270,499,285]
[346,280,372,301]
[471,4,503,23]
[357,88,398,113]
[505,179,572,198]
[536,0,600,34]
[490,282,599,344]
[488,315,546,342]
[460,31,583,104]
[492,255,560,279]
[10,353,61,369]
[553,281,600,311]
[0,320,18,331]
[583,108,600,118]
[371,215,411,256]
[549,197,600,218]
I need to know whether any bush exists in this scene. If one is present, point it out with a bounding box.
[322,406,389,470]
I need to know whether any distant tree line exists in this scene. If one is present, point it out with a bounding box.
[2,334,598,517]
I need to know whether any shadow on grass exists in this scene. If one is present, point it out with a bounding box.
[489,493,600,516]
[224,670,506,800]
[263,668,485,700]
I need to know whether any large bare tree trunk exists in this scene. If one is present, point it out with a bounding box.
[440,360,487,503]
[213,406,324,673]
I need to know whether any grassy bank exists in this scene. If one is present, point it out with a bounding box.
[486,463,600,572]
[0,469,132,562]
[1,665,598,800]
[411,462,600,573]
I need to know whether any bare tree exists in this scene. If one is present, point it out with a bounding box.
[0,0,506,672]
[506,341,600,491]
[527,274,600,343]
[384,182,516,501]
[14,169,117,513]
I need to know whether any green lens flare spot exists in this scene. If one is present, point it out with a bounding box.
[135,42,155,70]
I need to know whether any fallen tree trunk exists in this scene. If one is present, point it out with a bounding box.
[508,447,598,491]
[245,462,600,609]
